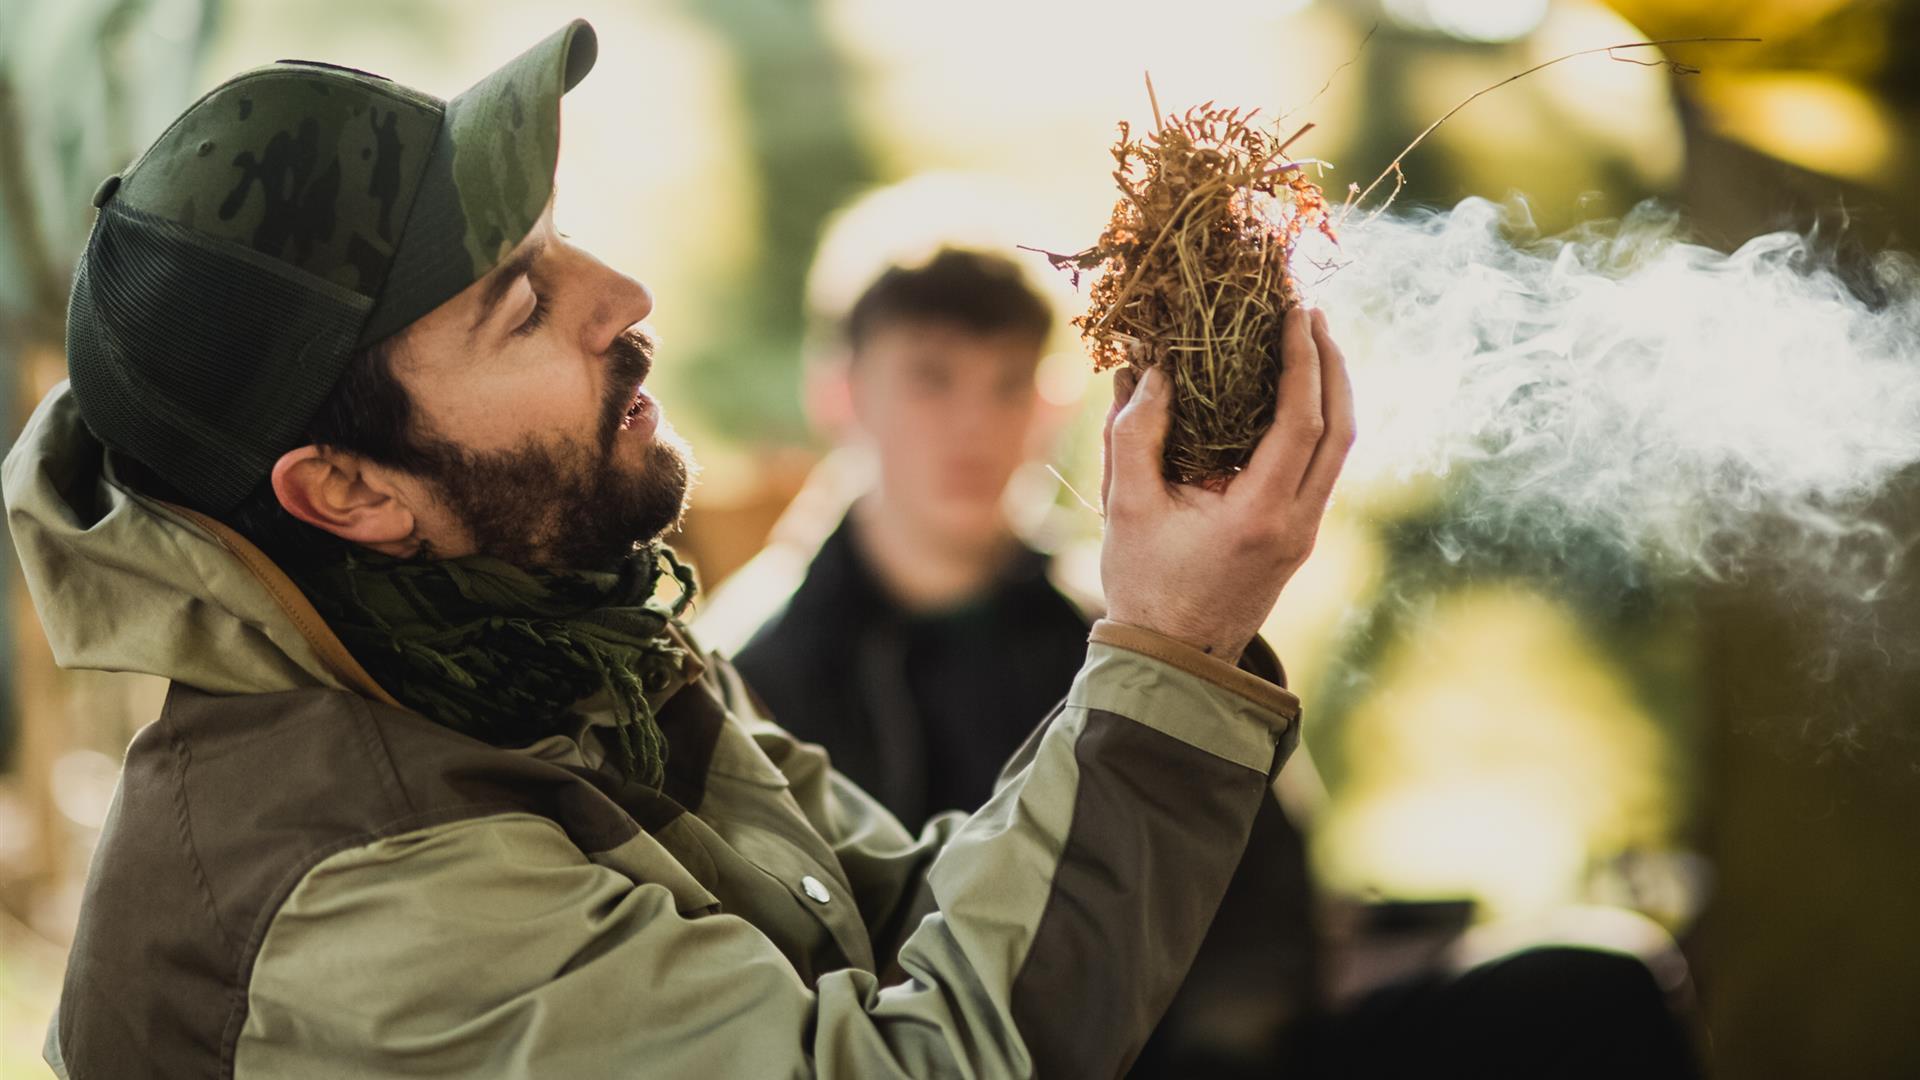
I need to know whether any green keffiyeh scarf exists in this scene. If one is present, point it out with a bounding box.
[293,543,697,786]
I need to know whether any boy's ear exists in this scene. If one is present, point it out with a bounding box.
[269,445,419,556]
[1026,392,1072,460]
[804,350,858,442]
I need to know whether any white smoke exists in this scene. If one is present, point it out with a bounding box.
[1301,197,1920,602]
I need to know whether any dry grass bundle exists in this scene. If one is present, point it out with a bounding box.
[1036,97,1335,488]
[1035,38,1756,491]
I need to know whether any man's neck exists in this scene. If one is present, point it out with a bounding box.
[850,494,1016,615]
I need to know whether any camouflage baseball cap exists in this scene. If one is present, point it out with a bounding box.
[66,19,598,514]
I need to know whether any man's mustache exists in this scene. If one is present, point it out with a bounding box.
[610,326,655,385]
[598,327,658,445]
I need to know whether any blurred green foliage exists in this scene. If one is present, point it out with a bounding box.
[0,0,219,338]
[676,0,876,445]
[0,0,217,758]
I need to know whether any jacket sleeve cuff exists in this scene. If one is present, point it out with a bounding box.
[1088,620,1300,719]
[1074,620,1300,773]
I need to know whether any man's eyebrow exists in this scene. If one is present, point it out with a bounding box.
[468,236,548,339]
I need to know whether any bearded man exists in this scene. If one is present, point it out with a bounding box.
[4,20,1353,1078]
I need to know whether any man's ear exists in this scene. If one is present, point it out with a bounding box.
[270,445,420,557]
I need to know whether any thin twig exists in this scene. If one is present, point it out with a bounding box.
[1264,159,1331,176]
[1340,36,1762,227]
[1276,122,1315,157]
[1360,162,1405,225]
[1047,464,1104,518]
[1277,22,1379,128]
[1145,71,1165,134]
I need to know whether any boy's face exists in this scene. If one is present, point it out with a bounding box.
[849,319,1044,544]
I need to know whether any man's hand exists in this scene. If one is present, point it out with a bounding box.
[1099,307,1354,663]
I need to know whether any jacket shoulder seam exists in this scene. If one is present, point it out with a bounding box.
[162,693,242,957]
[346,691,418,816]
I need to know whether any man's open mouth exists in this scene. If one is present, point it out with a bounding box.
[620,382,648,431]
[609,327,657,436]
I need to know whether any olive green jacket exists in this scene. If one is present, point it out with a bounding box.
[5,383,1301,1079]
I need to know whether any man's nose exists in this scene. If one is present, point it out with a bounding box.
[584,265,654,352]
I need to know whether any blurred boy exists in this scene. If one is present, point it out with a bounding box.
[740,249,1091,819]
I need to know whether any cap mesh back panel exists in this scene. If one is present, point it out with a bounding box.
[66,202,370,514]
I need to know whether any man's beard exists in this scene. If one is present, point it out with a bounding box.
[409,328,697,571]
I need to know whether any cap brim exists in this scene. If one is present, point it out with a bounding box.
[358,19,597,345]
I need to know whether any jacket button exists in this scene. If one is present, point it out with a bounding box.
[801,875,831,904]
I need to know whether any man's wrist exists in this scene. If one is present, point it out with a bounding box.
[1101,605,1248,665]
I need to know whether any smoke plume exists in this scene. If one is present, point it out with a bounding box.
[1305,197,1920,604]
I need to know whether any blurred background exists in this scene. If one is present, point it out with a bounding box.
[3,0,1918,1075]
